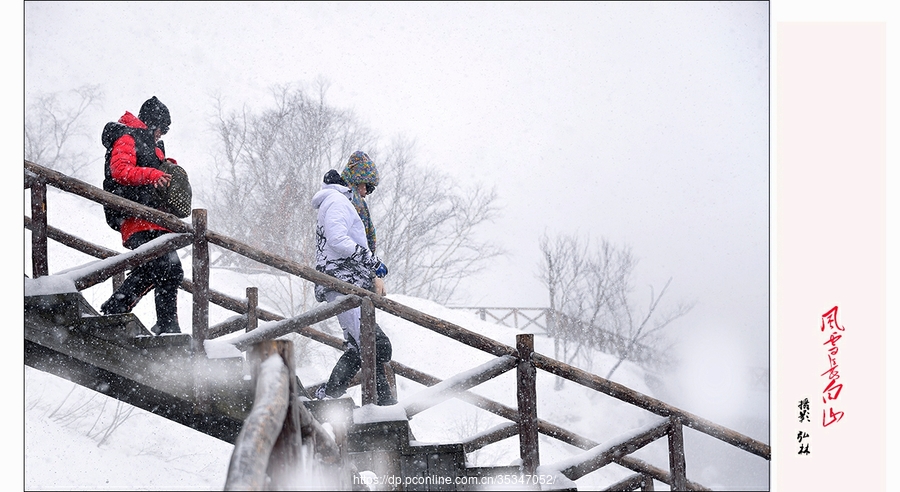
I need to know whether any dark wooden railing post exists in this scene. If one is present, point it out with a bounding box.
[113,272,125,291]
[667,416,687,490]
[226,339,301,490]
[30,181,49,278]
[517,333,539,475]
[192,209,209,354]
[246,286,258,332]
[360,297,377,406]
[257,340,302,487]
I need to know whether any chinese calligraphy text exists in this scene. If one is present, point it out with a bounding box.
[797,398,811,455]
[821,306,845,427]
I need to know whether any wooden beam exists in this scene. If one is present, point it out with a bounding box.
[533,353,771,460]
[225,346,291,491]
[603,473,646,492]
[206,228,518,358]
[191,209,210,354]
[25,160,192,234]
[517,334,539,475]
[25,215,120,259]
[30,182,49,277]
[228,295,362,351]
[402,356,517,418]
[208,315,249,340]
[613,456,709,491]
[559,419,671,481]
[69,233,193,290]
[246,287,259,332]
[360,298,377,406]
[460,422,519,454]
[667,416,687,491]
[258,341,303,488]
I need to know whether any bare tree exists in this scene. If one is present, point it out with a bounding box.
[538,234,591,372]
[202,82,374,316]
[24,85,103,181]
[204,83,504,314]
[537,232,693,382]
[374,138,505,304]
[603,276,694,379]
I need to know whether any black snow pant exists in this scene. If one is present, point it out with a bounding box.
[101,230,184,331]
[324,324,395,405]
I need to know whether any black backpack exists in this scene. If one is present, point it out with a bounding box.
[101,122,191,231]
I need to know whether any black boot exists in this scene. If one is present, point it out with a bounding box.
[100,264,156,315]
[150,321,182,336]
[100,293,131,315]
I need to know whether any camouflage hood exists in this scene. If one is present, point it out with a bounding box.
[340,151,379,186]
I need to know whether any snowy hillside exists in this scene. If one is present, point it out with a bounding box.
[24,189,767,490]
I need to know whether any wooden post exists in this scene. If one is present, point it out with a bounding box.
[30,181,48,278]
[113,272,125,291]
[641,474,656,491]
[226,340,299,490]
[384,361,398,403]
[246,286,258,332]
[517,333,539,475]
[667,416,687,491]
[360,297,377,406]
[191,209,209,354]
[191,209,210,415]
[253,340,302,488]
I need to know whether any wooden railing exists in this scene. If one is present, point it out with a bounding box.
[25,160,770,490]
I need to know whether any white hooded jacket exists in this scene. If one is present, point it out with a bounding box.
[311,183,378,301]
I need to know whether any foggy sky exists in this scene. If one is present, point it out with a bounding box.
[23,2,771,400]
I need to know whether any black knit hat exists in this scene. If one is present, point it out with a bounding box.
[323,169,348,186]
[138,96,171,134]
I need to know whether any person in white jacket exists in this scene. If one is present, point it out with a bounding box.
[312,152,395,405]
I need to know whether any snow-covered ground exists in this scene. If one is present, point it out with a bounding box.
[24,189,769,490]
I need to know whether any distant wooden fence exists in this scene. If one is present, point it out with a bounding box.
[451,306,666,367]
[451,306,551,332]
[25,160,770,490]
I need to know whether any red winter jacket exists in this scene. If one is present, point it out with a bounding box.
[109,111,179,244]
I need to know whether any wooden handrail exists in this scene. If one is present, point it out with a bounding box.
[533,352,770,460]
[25,159,770,490]
[402,355,517,418]
[206,229,519,359]
[228,295,363,351]
[556,417,672,481]
[25,216,120,259]
[68,233,193,290]
[25,160,192,234]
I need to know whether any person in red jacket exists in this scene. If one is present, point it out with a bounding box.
[99,96,184,336]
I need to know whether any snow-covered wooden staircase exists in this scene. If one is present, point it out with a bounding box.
[24,291,251,442]
[26,159,771,491]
